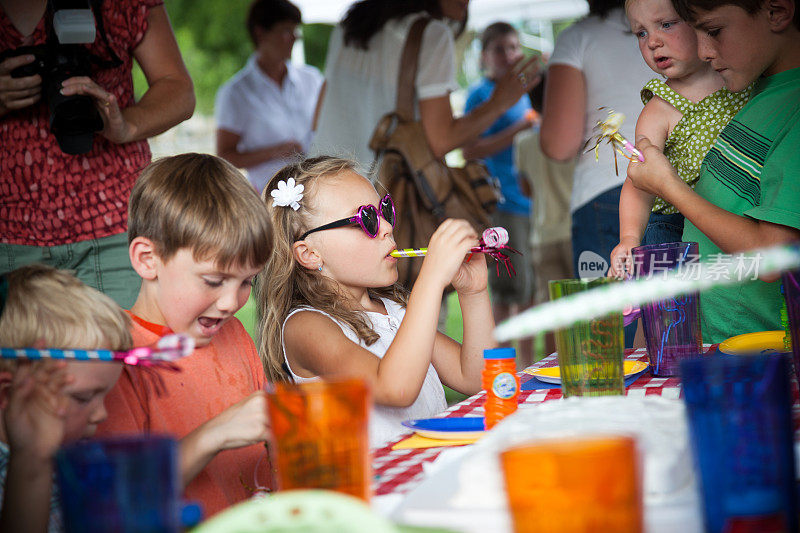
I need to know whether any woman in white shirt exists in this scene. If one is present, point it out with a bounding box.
[311,0,539,176]
[539,0,651,346]
[539,0,651,277]
[215,0,323,193]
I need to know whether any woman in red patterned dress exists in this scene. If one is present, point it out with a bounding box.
[0,0,194,308]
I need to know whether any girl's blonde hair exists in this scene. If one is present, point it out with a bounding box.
[257,156,407,382]
[0,264,132,372]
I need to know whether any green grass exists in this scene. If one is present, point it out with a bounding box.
[235,291,259,342]
[443,292,469,405]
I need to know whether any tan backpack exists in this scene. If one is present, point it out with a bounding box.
[368,17,500,289]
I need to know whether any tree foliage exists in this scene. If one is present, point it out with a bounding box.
[133,2,578,116]
[134,1,332,115]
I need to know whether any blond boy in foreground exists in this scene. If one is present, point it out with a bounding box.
[0,265,132,533]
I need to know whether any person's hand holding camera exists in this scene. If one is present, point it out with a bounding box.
[2,5,192,154]
[0,54,42,117]
[60,76,134,144]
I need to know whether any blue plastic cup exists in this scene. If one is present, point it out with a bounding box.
[56,436,183,533]
[680,354,797,533]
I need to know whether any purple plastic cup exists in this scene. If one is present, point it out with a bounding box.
[632,242,702,376]
[782,268,800,384]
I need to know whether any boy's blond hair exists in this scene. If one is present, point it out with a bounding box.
[128,153,273,269]
[256,156,407,383]
[0,264,133,372]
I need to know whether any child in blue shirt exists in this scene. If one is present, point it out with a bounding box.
[463,21,540,364]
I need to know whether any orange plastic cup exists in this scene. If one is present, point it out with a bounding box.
[500,435,642,533]
[266,379,372,501]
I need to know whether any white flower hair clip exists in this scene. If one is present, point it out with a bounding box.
[271,177,304,211]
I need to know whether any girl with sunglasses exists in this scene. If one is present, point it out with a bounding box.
[258,156,496,447]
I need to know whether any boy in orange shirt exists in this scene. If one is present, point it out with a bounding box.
[97,154,274,517]
[1,265,131,533]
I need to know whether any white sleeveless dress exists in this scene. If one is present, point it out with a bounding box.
[282,298,447,448]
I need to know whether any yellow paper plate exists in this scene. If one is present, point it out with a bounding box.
[718,331,790,355]
[392,433,481,450]
[525,360,649,384]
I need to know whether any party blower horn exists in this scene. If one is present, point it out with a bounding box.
[584,108,644,175]
[391,227,520,276]
[1,333,195,368]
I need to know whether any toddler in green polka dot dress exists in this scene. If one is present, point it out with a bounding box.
[608,0,752,278]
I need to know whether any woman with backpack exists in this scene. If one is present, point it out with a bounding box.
[311,0,538,177]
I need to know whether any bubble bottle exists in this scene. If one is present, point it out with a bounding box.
[482,347,520,429]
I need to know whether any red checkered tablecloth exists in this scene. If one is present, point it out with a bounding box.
[372,345,800,497]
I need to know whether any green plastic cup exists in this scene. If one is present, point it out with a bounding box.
[548,278,625,398]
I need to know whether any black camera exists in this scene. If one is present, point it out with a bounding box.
[0,0,118,155]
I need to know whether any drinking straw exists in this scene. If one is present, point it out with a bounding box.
[650,243,693,373]
[655,296,686,374]
[495,244,800,342]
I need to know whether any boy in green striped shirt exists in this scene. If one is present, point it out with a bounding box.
[626,0,800,343]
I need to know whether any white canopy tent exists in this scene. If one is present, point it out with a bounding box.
[286,0,590,120]
[292,0,589,61]
[294,0,588,27]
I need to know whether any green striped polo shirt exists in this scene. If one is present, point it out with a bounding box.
[683,67,800,343]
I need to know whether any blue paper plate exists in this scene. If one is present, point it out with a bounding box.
[401,417,486,440]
